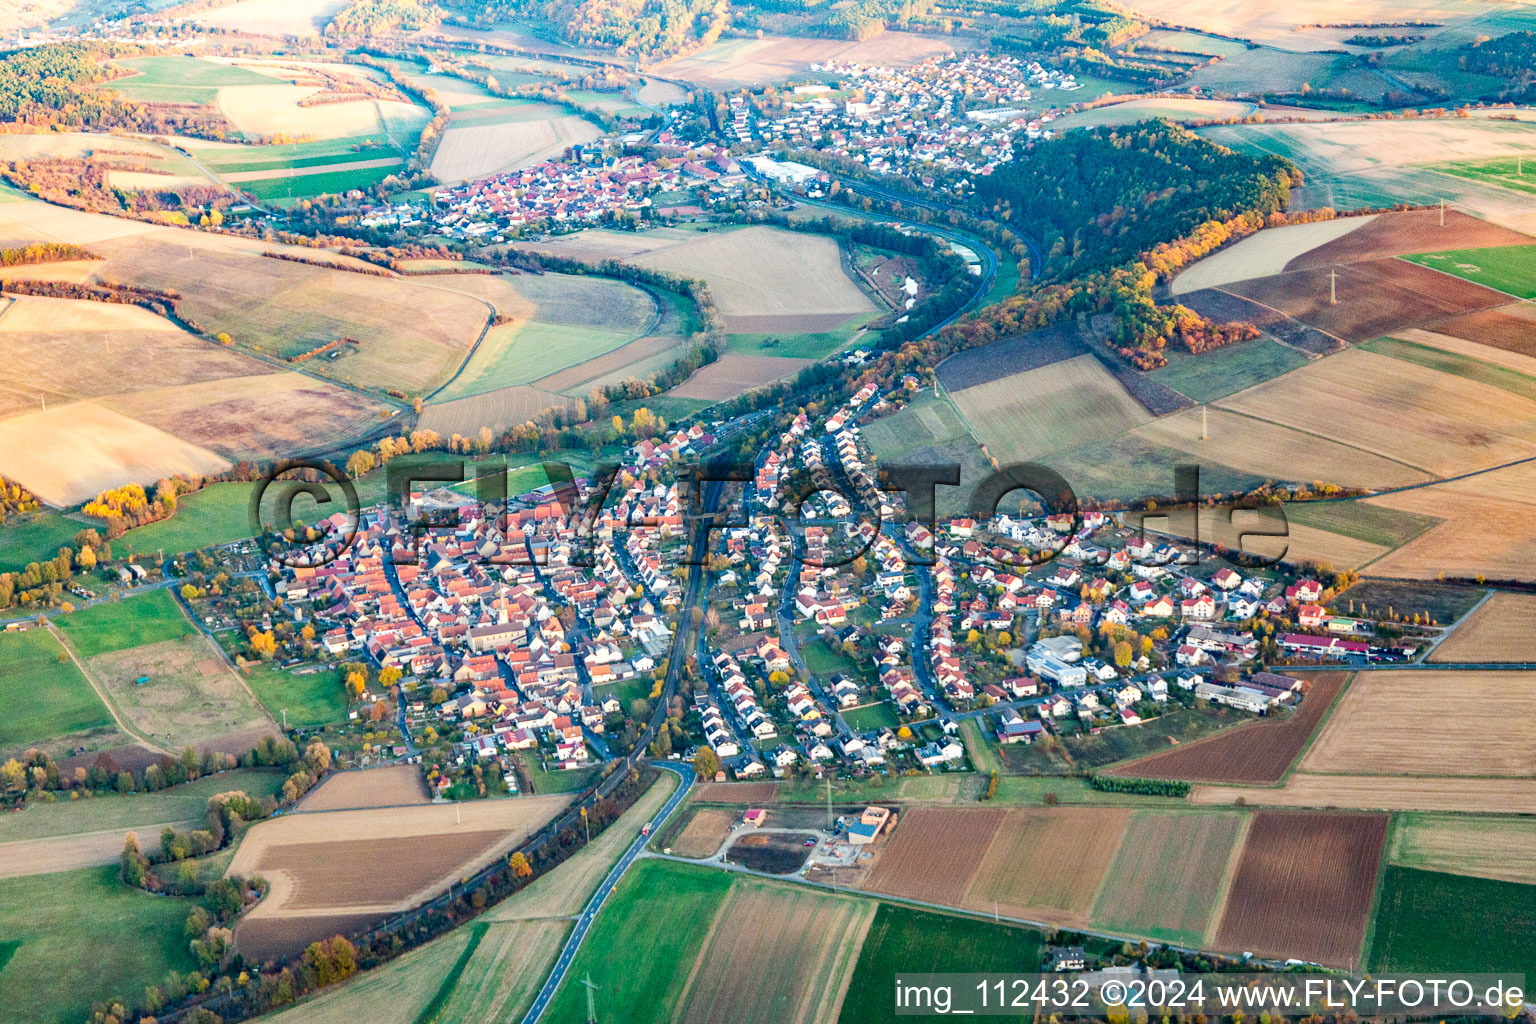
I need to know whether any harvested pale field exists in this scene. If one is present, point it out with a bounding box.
[1130,505,1389,570]
[1109,673,1348,785]
[632,226,874,328]
[654,31,969,88]
[1092,811,1244,946]
[0,192,157,245]
[297,765,428,812]
[0,401,229,506]
[103,371,391,461]
[487,769,679,923]
[522,226,701,260]
[88,635,273,752]
[218,83,419,140]
[1301,670,1536,777]
[1132,407,1429,491]
[672,807,738,858]
[434,919,570,1024]
[1430,592,1536,662]
[675,883,876,1024]
[668,354,812,400]
[1225,258,1507,343]
[1216,347,1536,476]
[230,796,568,923]
[1435,303,1536,358]
[1114,0,1494,51]
[1055,98,1256,133]
[534,334,679,397]
[1212,811,1388,967]
[638,79,689,106]
[73,232,484,393]
[1171,217,1375,295]
[183,0,346,37]
[1206,119,1536,184]
[0,822,189,880]
[1193,774,1536,813]
[0,294,282,411]
[1286,208,1536,270]
[863,807,1006,907]
[420,385,571,437]
[964,808,1132,925]
[430,115,601,183]
[1395,325,1536,377]
[1363,459,1536,581]
[951,354,1151,463]
[108,170,211,190]
[1389,814,1536,885]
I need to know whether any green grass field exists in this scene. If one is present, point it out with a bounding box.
[524,756,601,795]
[240,163,404,201]
[1284,498,1440,550]
[118,482,260,557]
[0,511,84,573]
[1091,810,1242,947]
[0,628,112,751]
[1362,335,1536,400]
[843,702,899,734]
[0,865,200,1024]
[202,145,399,175]
[244,664,347,728]
[725,312,879,360]
[55,590,195,658]
[1435,154,1536,198]
[1149,338,1308,404]
[545,859,732,1023]
[105,56,271,103]
[838,904,1044,1022]
[1401,245,1536,299]
[0,769,286,842]
[1369,866,1536,973]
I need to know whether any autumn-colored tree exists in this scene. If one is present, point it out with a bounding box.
[509,850,533,878]
[694,746,721,780]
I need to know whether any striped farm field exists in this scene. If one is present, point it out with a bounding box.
[1191,773,1536,814]
[1299,670,1536,777]
[1091,810,1245,947]
[1212,811,1389,967]
[1429,591,1536,662]
[964,808,1131,925]
[675,881,875,1024]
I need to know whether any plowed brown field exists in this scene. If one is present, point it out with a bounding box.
[1212,811,1388,966]
[1107,673,1347,784]
[965,808,1131,924]
[863,807,1006,907]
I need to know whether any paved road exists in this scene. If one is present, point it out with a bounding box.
[522,760,695,1023]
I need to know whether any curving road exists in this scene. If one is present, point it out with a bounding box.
[522,760,695,1023]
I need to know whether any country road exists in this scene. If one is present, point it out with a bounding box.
[522,760,694,1023]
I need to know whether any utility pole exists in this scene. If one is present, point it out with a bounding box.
[1520,154,1525,177]
[582,803,590,844]
[1329,268,1338,305]
[825,773,833,830]
[581,974,600,1024]
[281,709,287,729]
[1200,405,1208,440]
[1440,198,1446,226]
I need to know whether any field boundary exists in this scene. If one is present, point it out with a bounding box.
[1201,811,1252,948]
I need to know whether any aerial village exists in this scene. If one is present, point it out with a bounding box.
[270,375,1420,795]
